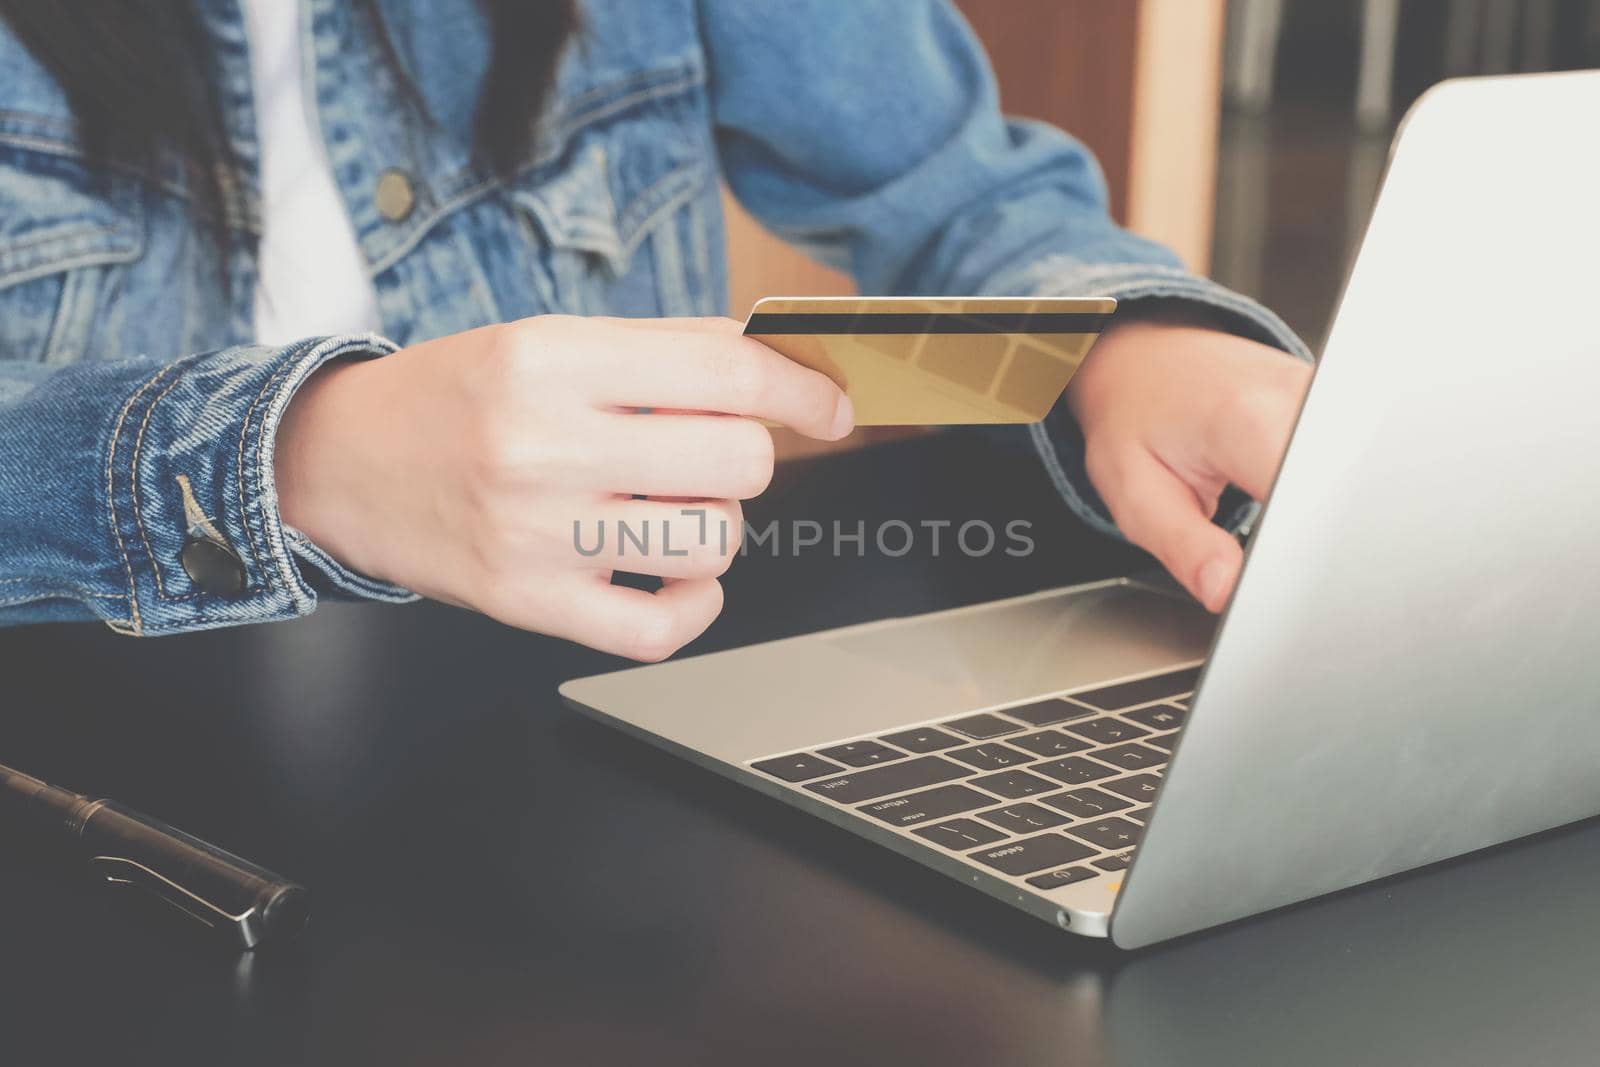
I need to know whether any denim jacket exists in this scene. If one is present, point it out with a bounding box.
[0,0,1307,635]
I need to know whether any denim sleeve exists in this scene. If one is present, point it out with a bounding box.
[700,0,1312,534]
[0,335,417,634]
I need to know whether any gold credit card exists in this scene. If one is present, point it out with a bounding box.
[744,296,1116,425]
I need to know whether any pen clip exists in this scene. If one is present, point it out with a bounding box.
[89,855,265,948]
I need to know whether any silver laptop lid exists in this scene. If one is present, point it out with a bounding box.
[1113,72,1600,947]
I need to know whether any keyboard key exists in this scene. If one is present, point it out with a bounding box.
[878,726,964,753]
[805,756,967,804]
[1095,742,1168,771]
[818,740,904,767]
[1062,717,1150,745]
[750,752,844,782]
[1040,787,1131,819]
[1124,703,1186,731]
[970,769,1058,799]
[971,833,1095,876]
[858,784,993,827]
[947,743,1036,771]
[1032,756,1119,785]
[914,817,1007,849]
[1003,700,1094,727]
[977,802,1069,835]
[1009,730,1092,758]
[1146,733,1177,753]
[1026,866,1098,889]
[942,712,1024,739]
[1093,852,1132,872]
[1103,774,1162,803]
[1067,817,1145,851]
[1071,667,1201,710]
[1123,807,1151,824]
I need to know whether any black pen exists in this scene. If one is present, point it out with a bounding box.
[0,762,310,949]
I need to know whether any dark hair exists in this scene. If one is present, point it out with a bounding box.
[0,0,578,224]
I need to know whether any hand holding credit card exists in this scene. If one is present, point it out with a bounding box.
[743,296,1116,425]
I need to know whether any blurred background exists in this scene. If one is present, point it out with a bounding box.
[1216,0,1600,346]
[737,1,1600,457]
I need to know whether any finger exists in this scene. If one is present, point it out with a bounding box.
[1204,384,1304,501]
[1100,448,1244,613]
[598,412,776,499]
[554,574,724,662]
[568,497,742,580]
[599,316,779,344]
[590,326,853,441]
[601,315,745,336]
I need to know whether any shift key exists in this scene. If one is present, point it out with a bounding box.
[805,756,967,804]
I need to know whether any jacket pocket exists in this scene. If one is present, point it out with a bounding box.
[507,61,715,318]
[0,143,145,364]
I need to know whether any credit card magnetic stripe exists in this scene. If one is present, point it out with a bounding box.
[744,312,1114,334]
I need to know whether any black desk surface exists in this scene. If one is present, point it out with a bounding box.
[4,434,1598,1067]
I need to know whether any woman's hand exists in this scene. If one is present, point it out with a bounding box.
[1065,318,1313,612]
[274,316,853,660]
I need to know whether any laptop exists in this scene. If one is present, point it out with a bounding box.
[560,72,1600,948]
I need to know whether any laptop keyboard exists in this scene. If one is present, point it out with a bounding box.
[748,665,1198,892]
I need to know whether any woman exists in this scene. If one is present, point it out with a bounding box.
[0,0,1311,659]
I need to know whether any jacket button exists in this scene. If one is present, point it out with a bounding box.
[180,537,247,597]
[374,169,415,222]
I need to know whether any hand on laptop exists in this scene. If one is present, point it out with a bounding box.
[1066,319,1311,613]
[275,315,853,659]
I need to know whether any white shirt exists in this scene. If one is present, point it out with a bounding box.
[243,0,382,345]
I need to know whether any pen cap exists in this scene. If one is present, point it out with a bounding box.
[80,801,310,949]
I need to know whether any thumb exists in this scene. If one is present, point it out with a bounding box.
[1099,449,1244,613]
